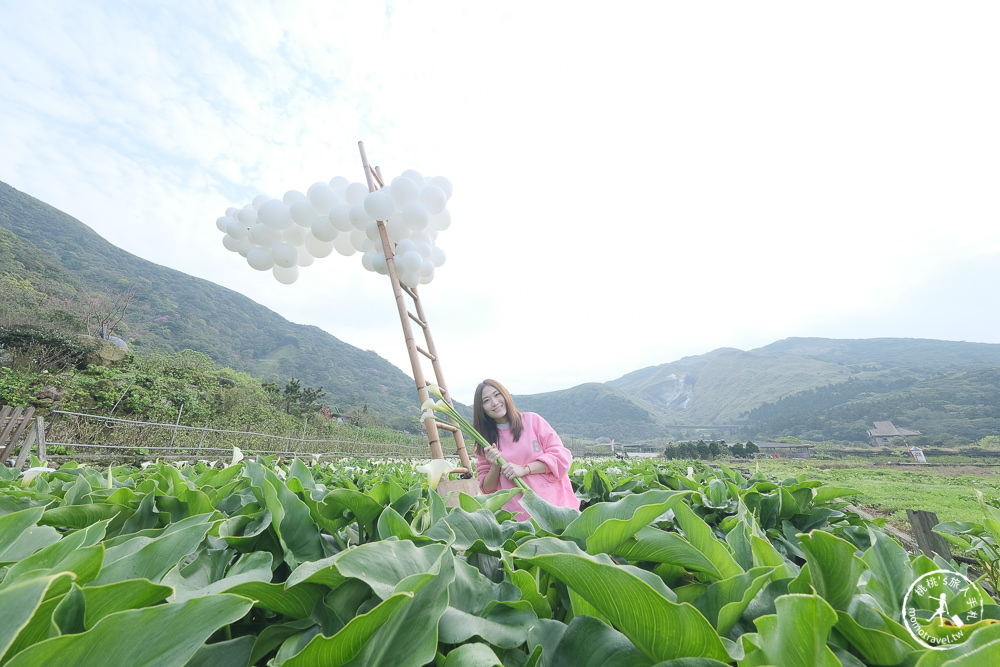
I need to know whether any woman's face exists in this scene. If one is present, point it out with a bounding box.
[480,385,508,424]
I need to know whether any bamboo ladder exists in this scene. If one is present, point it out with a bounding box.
[357,142,474,480]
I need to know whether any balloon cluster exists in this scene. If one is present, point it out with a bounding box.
[215,170,452,287]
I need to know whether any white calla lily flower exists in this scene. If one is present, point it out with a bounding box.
[20,466,54,485]
[232,446,244,466]
[415,458,458,490]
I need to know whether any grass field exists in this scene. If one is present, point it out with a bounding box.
[749,459,1000,531]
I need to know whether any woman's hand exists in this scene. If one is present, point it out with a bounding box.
[501,462,528,480]
[483,444,502,465]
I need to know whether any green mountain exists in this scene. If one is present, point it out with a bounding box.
[4,179,1000,445]
[0,181,419,429]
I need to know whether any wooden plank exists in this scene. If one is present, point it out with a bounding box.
[1,406,33,464]
[36,417,46,462]
[906,509,953,561]
[13,423,38,470]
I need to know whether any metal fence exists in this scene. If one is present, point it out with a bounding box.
[45,410,433,460]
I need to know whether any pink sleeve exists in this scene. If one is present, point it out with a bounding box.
[531,415,573,478]
[475,451,493,494]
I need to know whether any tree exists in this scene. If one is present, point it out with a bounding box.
[263,378,326,416]
[279,377,326,416]
[978,435,1000,449]
[84,286,138,339]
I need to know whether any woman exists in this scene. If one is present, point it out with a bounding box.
[473,379,581,520]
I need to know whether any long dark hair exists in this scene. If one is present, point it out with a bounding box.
[472,379,523,454]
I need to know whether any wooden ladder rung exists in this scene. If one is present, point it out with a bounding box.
[407,310,427,329]
[416,345,437,362]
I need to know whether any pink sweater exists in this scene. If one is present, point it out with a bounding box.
[475,412,581,520]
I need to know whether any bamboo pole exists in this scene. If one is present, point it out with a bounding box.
[409,285,472,471]
[358,141,448,460]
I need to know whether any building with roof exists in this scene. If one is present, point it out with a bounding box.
[867,420,921,446]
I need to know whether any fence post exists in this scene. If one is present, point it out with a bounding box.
[906,509,953,561]
[169,404,184,449]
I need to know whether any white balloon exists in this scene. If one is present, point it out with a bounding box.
[364,190,396,220]
[252,195,269,210]
[419,185,447,215]
[400,169,425,187]
[410,230,434,248]
[401,202,430,231]
[246,246,274,271]
[224,218,249,239]
[373,252,388,275]
[226,207,240,218]
[236,237,254,256]
[413,241,432,259]
[272,264,299,285]
[283,226,308,247]
[290,200,320,226]
[361,238,377,252]
[430,209,451,231]
[363,220,383,243]
[329,204,353,232]
[296,247,315,267]
[216,216,234,233]
[250,223,282,248]
[222,234,240,252]
[272,242,298,268]
[389,176,420,207]
[333,233,356,256]
[350,229,367,252]
[395,238,416,256]
[329,175,349,191]
[398,269,419,288]
[344,181,369,205]
[430,246,446,267]
[396,249,422,274]
[419,257,435,276]
[419,270,434,285]
[428,175,453,199]
[258,199,293,230]
[349,202,372,230]
[361,249,376,272]
[307,182,339,213]
[283,190,307,205]
[311,215,338,242]
[237,207,257,227]
[304,233,335,258]
[386,215,408,244]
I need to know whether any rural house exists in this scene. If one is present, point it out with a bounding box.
[866,420,921,446]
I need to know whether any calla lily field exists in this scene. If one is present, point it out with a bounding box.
[2,453,999,666]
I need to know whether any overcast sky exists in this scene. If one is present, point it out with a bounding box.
[2,1,998,404]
